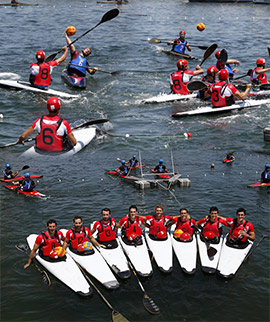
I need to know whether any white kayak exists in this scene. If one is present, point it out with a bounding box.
[117,233,153,277]
[216,235,253,278]
[21,127,96,157]
[26,234,92,296]
[0,79,79,99]
[144,228,173,273]
[197,232,224,274]
[60,229,119,289]
[172,99,270,118]
[143,93,197,104]
[170,225,197,274]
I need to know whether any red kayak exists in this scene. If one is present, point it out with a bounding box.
[5,185,48,199]
[105,171,132,178]
[223,156,235,164]
[0,175,43,182]
[248,182,270,188]
[151,169,170,179]
[128,164,145,170]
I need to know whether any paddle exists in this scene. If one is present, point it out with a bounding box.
[18,165,30,172]
[0,118,108,149]
[65,64,117,75]
[15,243,51,286]
[243,233,269,263]
[122,247,160,315]
[45,8,120,62]
[77,264,129,322]
[233,69,252,80]
[187,80,208,92]
[268,47,270,57]
[220,49,228,66]
[147,37,208,50]
[194,226,217,257]
[200,43,218,67]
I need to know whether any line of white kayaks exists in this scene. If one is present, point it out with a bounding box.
[26,224,254,295]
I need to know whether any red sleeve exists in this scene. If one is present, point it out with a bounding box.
[185,70,194,76]
[119,216,128,226]
[246,222,254,233]
[138,216,145,224]
[226,218,234,227]
[111,218,117,227]
[35,234,43,246]
[197,218,206,225]
[165,215,174,222]
[191,219,197,226]
[65,229,73,240]
[93,221,100,231]
[62,119,72,134]
[71,51,79,60]
[173,217,178,224]
[30,63,37,68]
[58,231,65,240]
[219,218,228,227]
[49,60,58,67]
[85,227,92,237]
[228,84,238,94]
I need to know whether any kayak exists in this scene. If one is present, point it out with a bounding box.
[172,99,270,118]
[21,127,96,157]
[61,69,86,89]
[97,1,129,3]
[26,234,92,296]
[143,93,197,104]
[0,2,38,5]
[248,182,270,187]
[151,169,170,179]
[91,222,131,279]
[144,228,173,273]
[60,229,119,289]
[117,233,153,277]
[170,225,197,274]
[197,232,223,274]
[161,49,196,60]
[0,79,79,99]
[223,156,235,164]
[5,185,48,199]
[0,175,43,182]
[216,235,253,278]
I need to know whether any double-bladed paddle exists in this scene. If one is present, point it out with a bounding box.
[220,49,228,66]
[233,69,252,80]
[243,232,269,263]
[0,118,109,149]
[148,37,209,50]
[45,8,120,62]
[187,80,208,92]
[194,226,217,257]
[200,43,218,66]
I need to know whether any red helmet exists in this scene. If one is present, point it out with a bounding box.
[47,97,61,112]
[215,50,221,59]
[156,230,167,240]
[204,231,215,240]
[218,69,229,80]
[128,232,138,241]
[36,50,45,60]
[232,229,241,240]
[177,59,188,69]
[256,58,265,66]
[180,232,191,242]
[179,30,186,35]
[207,66,218,76]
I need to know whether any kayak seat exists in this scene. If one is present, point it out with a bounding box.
[149,233,168,241]
[98,239,118,249]
[225,238,249,250]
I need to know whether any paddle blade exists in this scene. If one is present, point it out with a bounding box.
[197,45,208,50]
[21,165,30,171]
[101,8,119,23]
[204,43,218,60]
[267,47,270,57]
[260,83,270,91]
[15,243,28,252]
[187,80,208,92]
[41,270,51,286]
[220,49,228,66]
[207,246,217,257]
[143,294,160,315]
[112,310,129,322]
[72,118,109,131]
[148,37,161,44]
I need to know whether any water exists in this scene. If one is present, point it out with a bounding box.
[0,0,269,321]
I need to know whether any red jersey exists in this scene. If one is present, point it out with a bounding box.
[30,61,58,87]
[145,214,173,236]
[93,218,117,242]
[119,215,144,237]
[35,230,64,256]
[226,218,254,243]
[170,70,194,95]
[250,67,267,84]
[207,81,237,107]
[173,217,196,235]
[66,226,92,249]
[197,217,227,238]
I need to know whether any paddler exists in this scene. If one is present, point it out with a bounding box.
[13,173,36,192]
[91,208,118,249]
[115,160,129,176]
[29,47,68,89]
[173,208,197,242]
[17,97,77,152]
[261,164,270,183]
[126,155,140,168]
[197,206,227,243]
[63,216,105,253]
[152,159,168,173]
[118,205,146,244]
[218,208,255,247]
[65,32,97,77]
[2,163,18,180]
[215,50,240,80]
[250,58,270,85]
[170,59,204,95]
[24,219,65,268]
[204,69,252,108]
[167,30,191,55]
[197,66,218,100]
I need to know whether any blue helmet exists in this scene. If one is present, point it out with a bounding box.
[266,164,270,168]
[159,159,163,163]
[133,155,136,158]
[121,160,126,165]
[24,173,30,178]
[5,163,11,169]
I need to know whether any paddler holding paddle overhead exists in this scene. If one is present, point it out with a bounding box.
[17,97,77,152]
[170,59,203,95]
[2,163,18,180]
[167,30,191,55]
[250,58,270,85]
[29,47,68,89]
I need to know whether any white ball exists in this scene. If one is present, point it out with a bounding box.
[0,114,3,118]
[125,134,130,138]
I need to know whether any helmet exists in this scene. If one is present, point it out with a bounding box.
[121,160,126,164]
[128,232,138,241]
[24,173,30,178]
[47,97,61,112]
[156,230,167,239]
[207,66,218,76]
[204,231,215,240]
[133,155,136,158]
[159,159,163,163]
[177,59,188,69]
[180,232,191,242]
[256,58,265,66]
[219,69,229,80]
[179,30,186,35]
[215,50,221,59]
[36,50,45,60]
[265,164,270,168]
[231,229,241,240]
[77,244,85,253]
[5,163,11,169]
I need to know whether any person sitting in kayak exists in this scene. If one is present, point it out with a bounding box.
[152,159,168,173]
[118,205,146,244]
[29,48,68,89]
[13,173,36,192]
[3,163,18,180]
[127,155,140,168]
[91,208,118,249]
[218,208,255,248]
[115,160,129,176]
[197,206,227,244]
[250,58,270,85]
[65,32,97,77]
[170,59,203,95]
[17,97,77,152]
[204,69,251,108]
[261,163,270,183]
[197,66,218,100]
[24,219,65,267]
[223,152,235,162]
[167,30,191,55]
[63,216,104,253]
[173,208,197,242]
[215,50,240,80]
